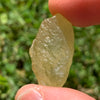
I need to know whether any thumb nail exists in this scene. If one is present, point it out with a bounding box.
[16,88,43,100]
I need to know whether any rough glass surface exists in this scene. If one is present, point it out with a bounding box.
[29,14,74,87]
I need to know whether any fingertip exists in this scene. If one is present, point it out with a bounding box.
[49,0,100,27]
[15,84,43,100]
[15,84,95,100]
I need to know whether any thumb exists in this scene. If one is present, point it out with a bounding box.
[15,84,95,100]
[49,0,100,27]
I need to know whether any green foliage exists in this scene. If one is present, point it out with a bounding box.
[0,0,100,99]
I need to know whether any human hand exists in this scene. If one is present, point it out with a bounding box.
[15,84,95,100]
[15,0,98,100]
[49,0,100,27]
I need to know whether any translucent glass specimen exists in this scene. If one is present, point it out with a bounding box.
[29,14,74,87]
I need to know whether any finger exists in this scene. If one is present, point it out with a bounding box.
[15,84,95,100]
[49,0,100,27]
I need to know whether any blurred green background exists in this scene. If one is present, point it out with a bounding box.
[0,0,100,100]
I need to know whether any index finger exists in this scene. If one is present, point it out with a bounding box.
[49,0,100,27]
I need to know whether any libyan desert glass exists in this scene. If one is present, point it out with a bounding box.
[29,14,74,87]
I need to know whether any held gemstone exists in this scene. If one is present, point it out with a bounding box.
[29,14,74,87]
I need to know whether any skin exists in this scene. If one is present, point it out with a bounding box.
[15,0,100,99]
[15,84,95,100]
[49,0,100,27]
